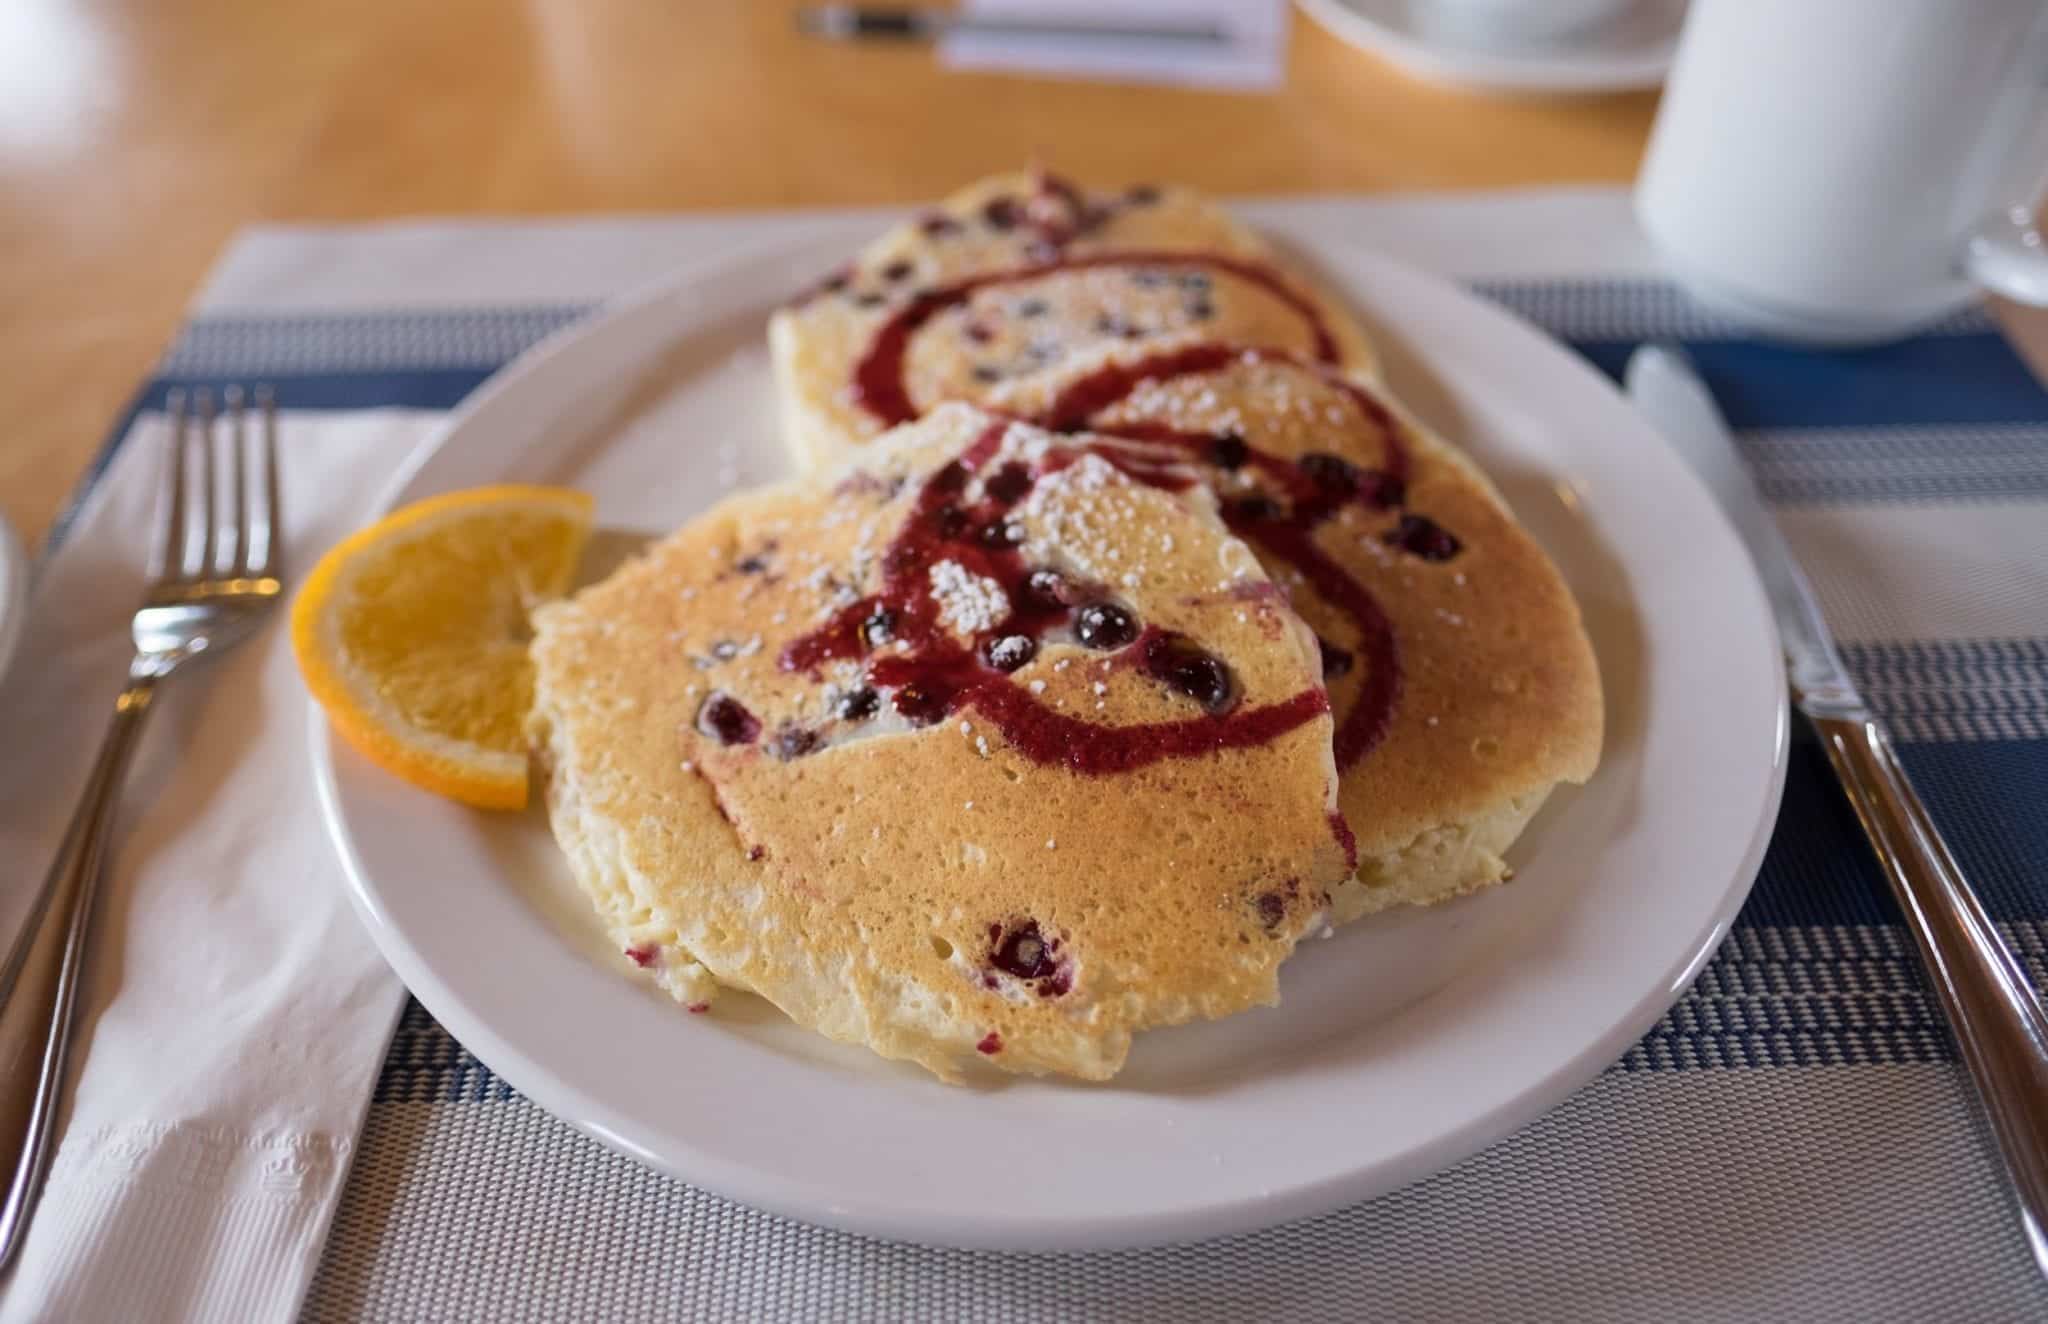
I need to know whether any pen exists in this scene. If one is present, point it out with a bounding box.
[796,6,1231,46]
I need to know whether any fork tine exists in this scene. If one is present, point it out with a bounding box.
[184,389,216,580]
[222,385,247,577]
[154,391,190,582]
[244,385,279,578]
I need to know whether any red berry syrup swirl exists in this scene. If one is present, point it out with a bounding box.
[801,223,1470,869]
[778,421,1331,776]
[851,251,1342,427]
[1033,344,1431,769]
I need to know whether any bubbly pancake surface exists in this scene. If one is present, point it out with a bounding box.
[529,404,1354,1081]
[769,171,1379,472]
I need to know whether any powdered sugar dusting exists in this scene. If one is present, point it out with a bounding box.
[1016,452,1159,586]
[928,559,1010,635]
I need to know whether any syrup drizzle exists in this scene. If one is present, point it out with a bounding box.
[779,422,1331,776]
[772,190,1476,883]
[1030,344,1415,767]
[852,251,1342,426]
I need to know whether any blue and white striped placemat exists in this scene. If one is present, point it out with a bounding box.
[92,195,2048,1320]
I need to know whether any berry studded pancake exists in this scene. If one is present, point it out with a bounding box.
[769,170,1379,473]
[528,404,1355,1081]
[984,345,1604,917]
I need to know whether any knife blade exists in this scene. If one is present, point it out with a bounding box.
[1625,341,2048,1279]
[1623,344,1866,721]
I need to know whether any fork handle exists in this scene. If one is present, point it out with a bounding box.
[0,678,158,1273]
[1812,714,2048,1273]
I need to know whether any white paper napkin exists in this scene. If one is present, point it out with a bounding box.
[939,0,1289,91]
[0,408,439,1322]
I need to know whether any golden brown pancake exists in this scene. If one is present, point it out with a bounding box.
[985,344,1604,917]
[529,404,1356,1081]
[769,170,1379,472]
[767,173,1602,918]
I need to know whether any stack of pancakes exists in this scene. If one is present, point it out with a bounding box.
[529,172,1602,1082]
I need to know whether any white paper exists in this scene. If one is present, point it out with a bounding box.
[940,0,1288,92]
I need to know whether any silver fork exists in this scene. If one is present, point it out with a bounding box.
[0,387,284,1272]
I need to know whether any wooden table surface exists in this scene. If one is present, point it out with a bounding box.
[12,0,2040,554]
[0,0,1666,547]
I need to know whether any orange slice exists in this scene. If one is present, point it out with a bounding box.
[292,484,594,810]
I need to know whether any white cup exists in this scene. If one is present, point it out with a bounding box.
[1636,0,2048,344]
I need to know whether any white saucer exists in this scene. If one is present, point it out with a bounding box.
[1297,0,1685,94]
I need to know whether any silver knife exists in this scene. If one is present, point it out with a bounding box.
[1627,343,2048,1276]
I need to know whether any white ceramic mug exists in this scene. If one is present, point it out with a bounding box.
[1636,0,2048,344]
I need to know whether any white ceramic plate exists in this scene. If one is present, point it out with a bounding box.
[313,224,1787,1251]
[1297,0,1685,94]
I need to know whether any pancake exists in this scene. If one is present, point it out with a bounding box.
[766,170,1601,917]
[528,404,1355,1081]
[769,170,1379,473]
[983,344,1603,918]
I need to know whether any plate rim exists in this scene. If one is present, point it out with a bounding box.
[313,228,1790,1250]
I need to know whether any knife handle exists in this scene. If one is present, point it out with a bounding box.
[1812,714,2048,1268]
